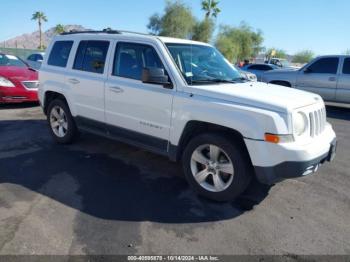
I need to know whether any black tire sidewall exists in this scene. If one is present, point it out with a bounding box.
[182,133,252,202]
[47,99,77,144]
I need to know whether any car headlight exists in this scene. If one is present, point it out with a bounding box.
[0,76,15,87]
[293,112,308,136]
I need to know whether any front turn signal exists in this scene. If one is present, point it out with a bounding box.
[265,134,280,144]
[265,133,294,144]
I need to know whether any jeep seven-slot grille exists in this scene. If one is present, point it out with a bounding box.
[309,107,327,137]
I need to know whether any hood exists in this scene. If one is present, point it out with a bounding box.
[187,81,321,113]
[0,66,38,82]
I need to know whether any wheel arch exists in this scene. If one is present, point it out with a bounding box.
[170,120,251,163]
[43,91,70,115]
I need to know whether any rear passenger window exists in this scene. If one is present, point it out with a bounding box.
[48,41,73,67]
[73,41,109,74]
[113,42,164,80]
[249,65,270,71]
[343,58,350,74]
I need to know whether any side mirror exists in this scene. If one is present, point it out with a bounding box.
[142,67,172,88]
[37,59,43,63]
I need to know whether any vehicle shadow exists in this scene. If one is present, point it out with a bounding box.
[0,102,39,110]
[0,119,271,224]
[326,105,350,121]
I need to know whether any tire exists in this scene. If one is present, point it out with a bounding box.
[182,133,252,202]
[47,99,78,144]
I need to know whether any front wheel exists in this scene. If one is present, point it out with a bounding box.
[182,133,252,202]
[47,99,78,144]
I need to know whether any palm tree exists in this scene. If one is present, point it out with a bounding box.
[54,24,65,35]
[201,0,221,18]
[31,11,48,50]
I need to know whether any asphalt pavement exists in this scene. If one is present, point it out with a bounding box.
[0,103,349,256]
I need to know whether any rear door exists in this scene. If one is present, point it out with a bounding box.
[296,57,339,101]
[66,40,111,123]
[336,57,350,103]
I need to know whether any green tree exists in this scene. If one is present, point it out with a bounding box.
[148,14,162,35]
[292,50,315,64]
[343,49,350,55]
[147,0,195,39]
[215,22,264,62]
[201,0,221,18]
[192,18,215,43]
[54,24,65,35]
[216,35,239,62]
[31,11,48,50]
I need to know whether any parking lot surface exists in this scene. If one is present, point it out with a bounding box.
[0,103,349,255]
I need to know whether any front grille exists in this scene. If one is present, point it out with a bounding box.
[309,107,327,137]
[22,81,39,89]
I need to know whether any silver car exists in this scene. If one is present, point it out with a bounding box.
[262,55,350,103]
[234,66,257,82]
[241,63,279,81]
[26,52,45,70]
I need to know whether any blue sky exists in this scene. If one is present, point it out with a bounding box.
[0,0,348,55]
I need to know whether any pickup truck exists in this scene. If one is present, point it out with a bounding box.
[262,55,350,103]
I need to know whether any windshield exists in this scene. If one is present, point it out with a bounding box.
[280,60,291,67]
[165,43,242,85]
[0,54,27,67]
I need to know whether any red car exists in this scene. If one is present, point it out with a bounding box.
[0,53,39,103]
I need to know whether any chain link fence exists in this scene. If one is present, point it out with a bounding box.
[0,47,43,60]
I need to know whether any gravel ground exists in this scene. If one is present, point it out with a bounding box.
[0,103,349,256]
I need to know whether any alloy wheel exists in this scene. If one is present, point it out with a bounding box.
[50,106,68,138]
[190,144,235,192]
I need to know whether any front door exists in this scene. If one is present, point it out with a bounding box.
[105,41,174,153]
[296,57,339,101]
[336,57,350,103]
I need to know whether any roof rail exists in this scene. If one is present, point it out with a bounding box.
[117,30,152,37]
[61,28,121,35]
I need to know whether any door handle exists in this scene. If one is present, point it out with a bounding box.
[329,77,337,82]
[109,86,124,93]
[68,78,80,84]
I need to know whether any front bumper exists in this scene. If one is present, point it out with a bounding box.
[0,88,38,103]
[254,138,337,184]
[245,123,337,185]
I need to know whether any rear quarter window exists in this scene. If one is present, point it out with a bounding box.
[47,41,73,67]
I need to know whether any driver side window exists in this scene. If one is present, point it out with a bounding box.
[113,42,164,80]
[307,58,339,74]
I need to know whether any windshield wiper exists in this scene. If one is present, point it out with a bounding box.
[190,79,238,84]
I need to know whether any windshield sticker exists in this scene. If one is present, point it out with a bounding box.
[185,72,193,77]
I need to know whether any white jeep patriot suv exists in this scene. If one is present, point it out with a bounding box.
[39,29,337,201]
